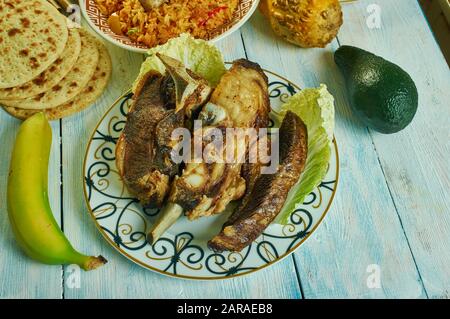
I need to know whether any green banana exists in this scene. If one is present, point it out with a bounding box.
[7,113,107,271]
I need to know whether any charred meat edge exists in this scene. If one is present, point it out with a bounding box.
[148,59,270,243]
[170,59,270,219]
[208,111,308,252]
[116,71,180,208]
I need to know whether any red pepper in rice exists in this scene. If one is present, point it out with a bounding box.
[198,6,229,27]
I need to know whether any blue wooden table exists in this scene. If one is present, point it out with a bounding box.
[1,0,449,299]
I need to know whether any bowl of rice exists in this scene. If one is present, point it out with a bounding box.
[81,0,260,53]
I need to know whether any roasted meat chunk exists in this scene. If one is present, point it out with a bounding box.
[208,111,308,252]
[147,59,271,243]
[116,55,211,208]
[168,59,270,220]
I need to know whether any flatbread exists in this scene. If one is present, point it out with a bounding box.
[0,29,99,110]
[0,28,81,100]
[3,39,112,120]
[0,0,69,88]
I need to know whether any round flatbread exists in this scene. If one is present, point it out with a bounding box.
[0,28,81,100]
[0,29,99,110]
[3,39,112,120]
[0,0,69,88]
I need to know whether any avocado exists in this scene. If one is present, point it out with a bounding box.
[334,45,418,134]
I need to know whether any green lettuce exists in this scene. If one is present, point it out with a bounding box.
[133,33,226,92]
[275,84,335,225]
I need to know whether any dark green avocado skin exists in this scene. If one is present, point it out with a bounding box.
[334,45,418,134]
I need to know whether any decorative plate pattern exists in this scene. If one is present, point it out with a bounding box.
[81,0,259,53]
[83,69,339,280]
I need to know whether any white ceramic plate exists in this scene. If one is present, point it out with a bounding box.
[80,0,260,53]
[83,69,339,280]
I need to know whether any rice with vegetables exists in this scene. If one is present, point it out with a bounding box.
[95,0,239,47]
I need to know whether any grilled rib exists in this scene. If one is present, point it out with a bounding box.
[116,71,180,207]
[116,55,211,207]
[157,53,212,117]
[208,111,308,252]
[169,59,270,220]
[148,59,270,243]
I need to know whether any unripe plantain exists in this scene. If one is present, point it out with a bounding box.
[7,113,107,270]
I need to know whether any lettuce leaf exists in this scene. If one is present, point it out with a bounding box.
[275,84,335,224]
[133,33,226,92]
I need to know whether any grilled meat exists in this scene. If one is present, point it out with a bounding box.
[225,134,271,226]
[208,111,308,252]
[116,55,211,207]
[167,129,247,220]
[157,53,212,117]
[201,59,270,129]
[116,71,180,207]
[169,59,270,220]
[147,59,270,243]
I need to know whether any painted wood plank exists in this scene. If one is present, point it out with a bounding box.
[0,113,63,298]
[336,0,450,298]
[62,28,301,299]
[240,10,427,298]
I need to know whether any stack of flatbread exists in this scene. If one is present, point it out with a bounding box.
[0,0,111,120]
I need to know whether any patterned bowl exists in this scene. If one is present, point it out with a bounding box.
[80,0,260,53]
